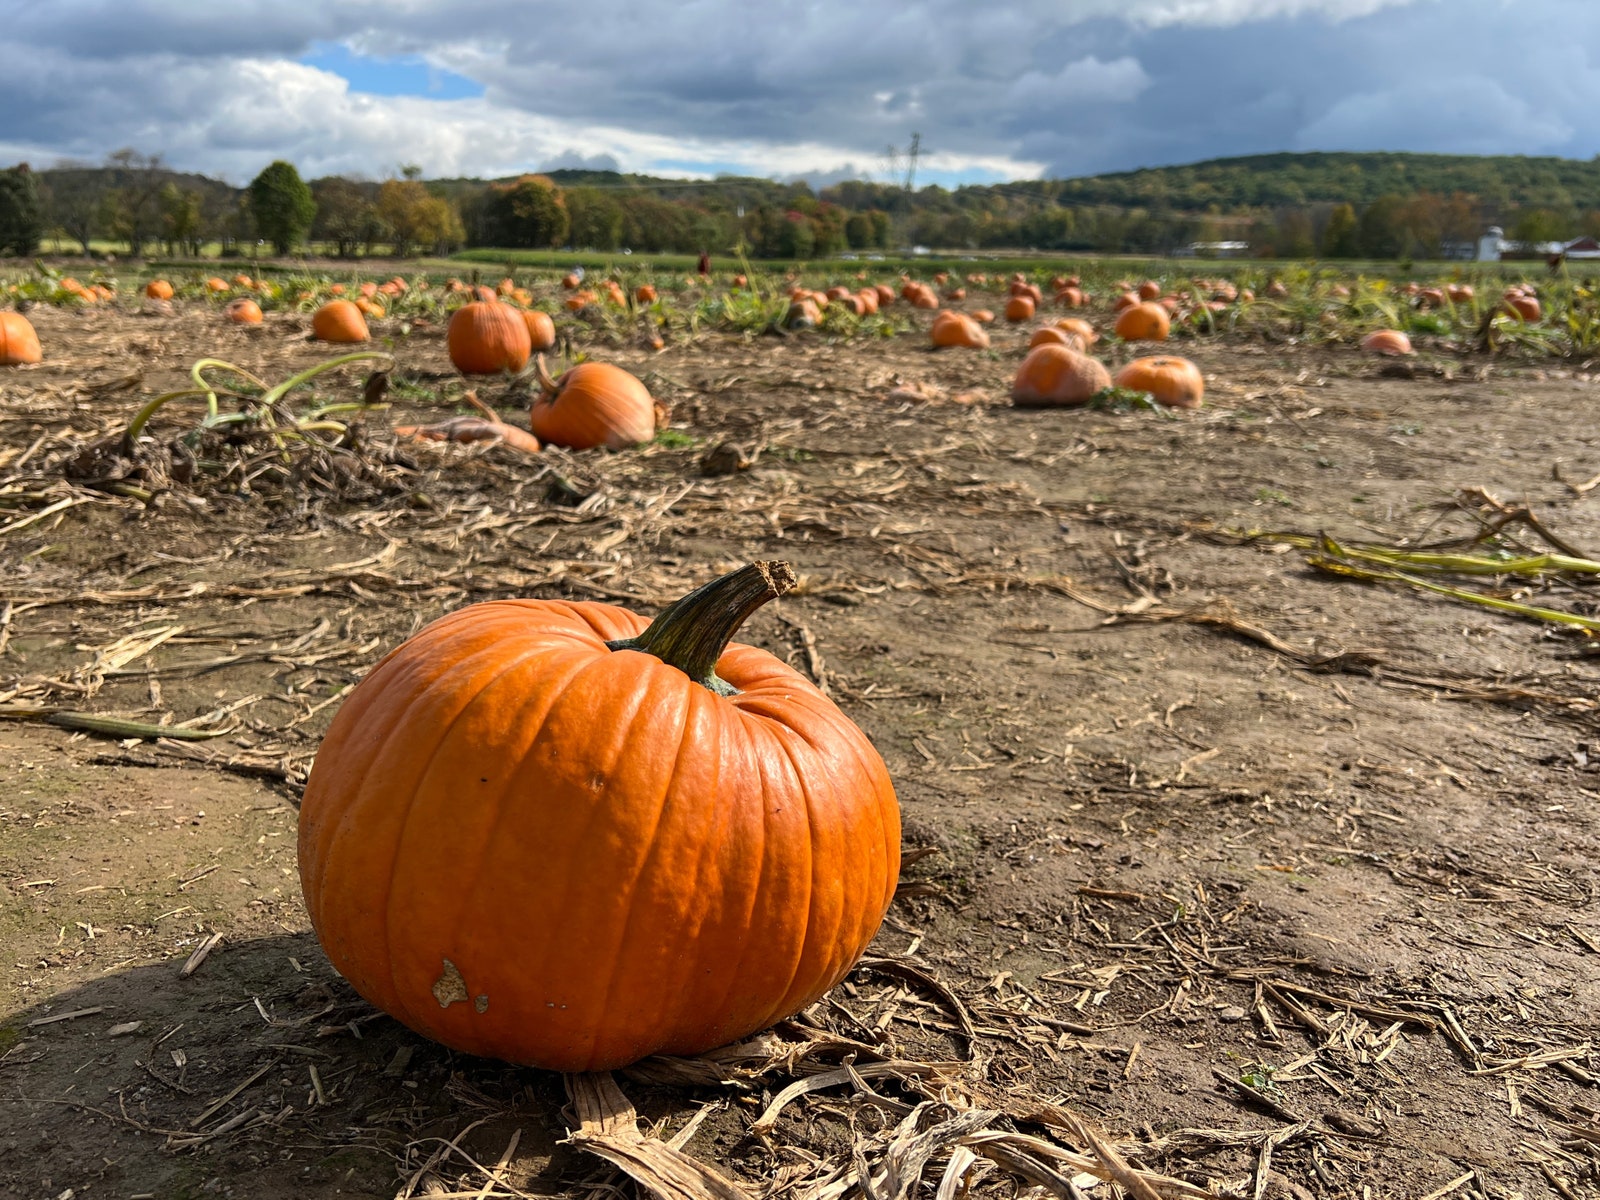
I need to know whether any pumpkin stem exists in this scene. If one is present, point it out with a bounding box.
[607,561,795,696]
[534,353,558,394]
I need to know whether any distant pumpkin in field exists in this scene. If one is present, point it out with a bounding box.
[144,279,174,300]
[1116,356,1205,409]
[1137,280,1161,301]
[1360,329,1413,356]
[1114,302,1170,342]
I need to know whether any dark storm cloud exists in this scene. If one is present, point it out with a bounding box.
[2,0,1595,182]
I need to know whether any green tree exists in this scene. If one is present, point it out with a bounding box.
[158,183,204,255]
[311,177,381,258]
[1321,203,1359,257]
[485,175,569,248]
[1511,208,1569,246]
[248,160,316,254]
[102,148,166,255]
[0,164,44,256]
[566,187,624,250]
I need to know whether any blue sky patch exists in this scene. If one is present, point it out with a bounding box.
[299,41,484,100]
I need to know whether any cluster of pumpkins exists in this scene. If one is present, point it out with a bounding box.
[921,273,1206,410]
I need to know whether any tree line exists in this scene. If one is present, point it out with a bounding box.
[2,148,1598,261]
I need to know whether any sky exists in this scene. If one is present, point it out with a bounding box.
[1,0,1597,188]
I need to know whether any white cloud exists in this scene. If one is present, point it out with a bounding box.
[3,0,1596,187]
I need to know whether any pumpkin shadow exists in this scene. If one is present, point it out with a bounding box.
[0,933,647,1199]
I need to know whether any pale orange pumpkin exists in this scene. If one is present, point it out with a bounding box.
[1114,302,1170,342]
[0,312,42,365]
[1360,329,1413,356]
[1115,356,1205,409]
[1029,326,1085,351]
[1055,317,1098,345]
[1011,345,1111,408]
[206,277,230,294]
[930,311,989,349]
[312,299,371,343]
[448,301,534,375]
[971,309,995,324]
[531,357,656,450]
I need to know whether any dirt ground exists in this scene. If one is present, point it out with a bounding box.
[1,296,1598,1200]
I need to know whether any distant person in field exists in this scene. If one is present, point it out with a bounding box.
[697,250,711,276]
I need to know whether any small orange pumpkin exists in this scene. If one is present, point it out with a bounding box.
[312,299,371,343]
[874,285,895,307]
[634,285,658,304]
[522,309,557,351]
[1137,280,1161,301]
[561,272,582,290]
[857,289,879,315]
[1055,317,1098,345]
[1113,302,1170,342]
[1011,345,1111,408]
[448,301,534,375]
[144,279,174,300]
[1503,292,1541,321]
[0,312,43,365]
[225,298,263,325]
[1360,329,1413,356]
[786,299,821,329]
[530,356,656,450]
[354,297,385,320]
[1115,356,1205,409]
[1004,295,1036,322]
[971,309,995,324]
[1029,326,1085,351]
[930,311,989,349]
[206,277,230,294]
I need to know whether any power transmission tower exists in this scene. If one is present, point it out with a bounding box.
[904,132,921,194]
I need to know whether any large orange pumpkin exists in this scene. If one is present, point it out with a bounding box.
[312,300,371,343]
[531,356,656,450]
[522,309,557,351]
[298,561,899,1072]
[0,312,42,365]
[1011,344,1111,408]
[930,311,989,349]
[448,301,534,375]
[1113,302,1170,342]
[1115,356,1205,409]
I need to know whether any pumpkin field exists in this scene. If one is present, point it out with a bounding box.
[2,260,1599,1200]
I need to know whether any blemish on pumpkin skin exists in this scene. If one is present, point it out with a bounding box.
[475,995,489,1013]
[432,958,469,1008]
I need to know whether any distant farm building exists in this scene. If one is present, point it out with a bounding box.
[1563,236,1600,259]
